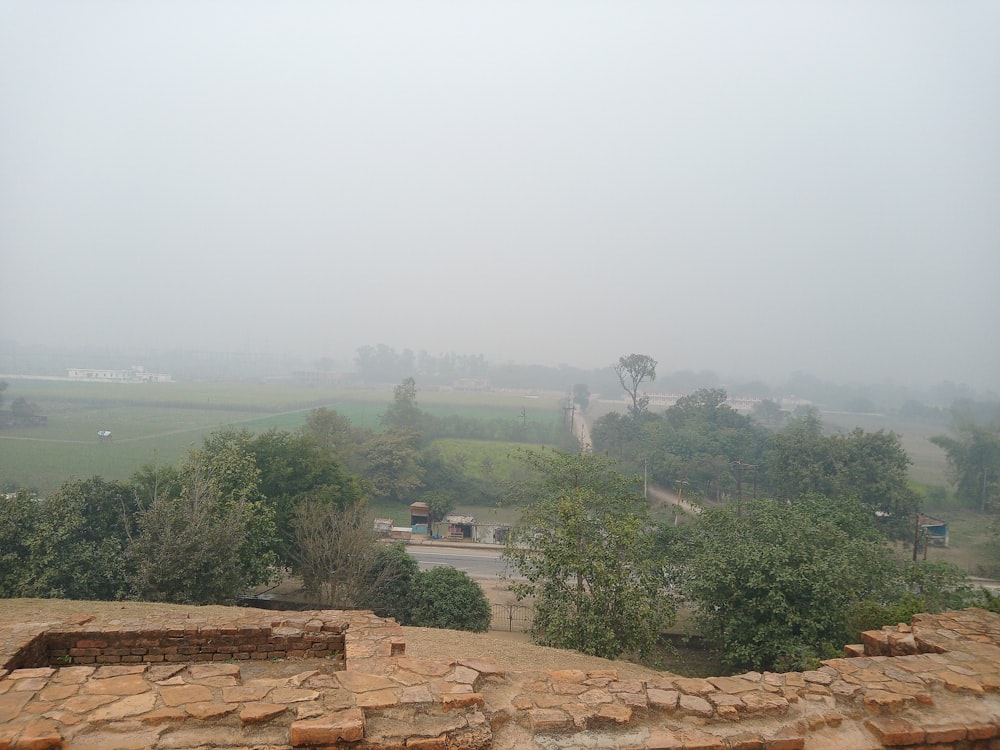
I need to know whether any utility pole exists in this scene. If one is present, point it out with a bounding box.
[674,477,688,526]
[913,512,923,562]
[730,460,756,515]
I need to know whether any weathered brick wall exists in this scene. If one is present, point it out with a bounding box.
[8,623,345,670]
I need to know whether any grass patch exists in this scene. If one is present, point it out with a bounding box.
[0,379,563,495]
[429,439,544,481]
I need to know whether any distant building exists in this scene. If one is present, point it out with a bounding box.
[409,502,430,535]
[453,378,490,391]
[920,514,949,547]
[68,366,172,383]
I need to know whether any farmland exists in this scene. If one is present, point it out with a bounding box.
[0,378,565,495]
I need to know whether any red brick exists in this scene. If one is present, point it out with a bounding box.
[290,708,364,746]
[923,724,967,743]
[865,717,925,746]
[405,736,447,750]
[12,719,61,750]
[969,724,1000,740]
[76,639,108,649]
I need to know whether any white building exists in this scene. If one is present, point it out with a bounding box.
[68,366,172,382]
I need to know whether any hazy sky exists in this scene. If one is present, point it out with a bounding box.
[2,1,998,389]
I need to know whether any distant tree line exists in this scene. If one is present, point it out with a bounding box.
[591,387,920,538]
[352,344,998,416]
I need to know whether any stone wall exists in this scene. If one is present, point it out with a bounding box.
[2,604,1000,749]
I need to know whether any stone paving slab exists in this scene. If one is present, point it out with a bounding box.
[2,605,1000,748]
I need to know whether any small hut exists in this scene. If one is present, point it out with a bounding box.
[920,514,949,547]
[409,502,430,535]
[443,513,476,541]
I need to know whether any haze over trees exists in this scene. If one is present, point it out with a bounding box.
[0,358,994,669]
[932,405,1000,513]
[590,387,919,537]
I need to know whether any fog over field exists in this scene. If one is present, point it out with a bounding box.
[1,2,997,390]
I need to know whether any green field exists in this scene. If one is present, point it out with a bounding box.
[0,378,564,495]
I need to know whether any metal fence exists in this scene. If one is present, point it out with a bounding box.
[490,603,533,632]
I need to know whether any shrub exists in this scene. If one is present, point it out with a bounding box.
[408,567,491,632]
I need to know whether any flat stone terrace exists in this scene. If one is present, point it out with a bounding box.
[1,604,1000,749]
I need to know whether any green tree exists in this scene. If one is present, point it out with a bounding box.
[931,421,1000,512]
[764,416,918,539]
[127,462,269,604]
[0,490,35,596]
[364,542,419,623]
[289,499,416,615]
[0,478,137,600]
[422,491,456,527]
[301,407,363,472]
[680,495,900,671]
[504,451,673,659]
[408,566,491,632]
[382,377,424,434]
[187,431,278,587]
[359,429,425,501]
[572,383,590,411]
[244,428,364,567]
[614,354,657,419]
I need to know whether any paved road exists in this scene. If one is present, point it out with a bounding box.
[407,545,514,581]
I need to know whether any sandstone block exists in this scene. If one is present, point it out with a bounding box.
[9,719,61,750]
[527,708,571,731]
[673,676,715,695]
[593,703,631,725]
[861,629,890,656]
[923,724,966,743]
[550,669,587,683]
[441,692,484,710]
[968,723,1000,740]
[336,670,397,692]
[159,684,213,706]
[88,693,158,721]
[864,717,924,746]
[0,692,32,725]
[678,693,714,718]
[80,673,150,697]
[184,701,237,720]
[355,687,399,709]
[646,688,678,711]
[290,707,365,746]
[239,701,287,724]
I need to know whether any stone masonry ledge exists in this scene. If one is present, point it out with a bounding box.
[1,605,1000,749]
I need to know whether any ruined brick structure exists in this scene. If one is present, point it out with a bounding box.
[1,603,1000,748]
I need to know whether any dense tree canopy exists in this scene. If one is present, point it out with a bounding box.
[680,496,901,671]
[408,567,491,632]
[0,478,137,600]
[764,418,918,538]
[505,451,673,659]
